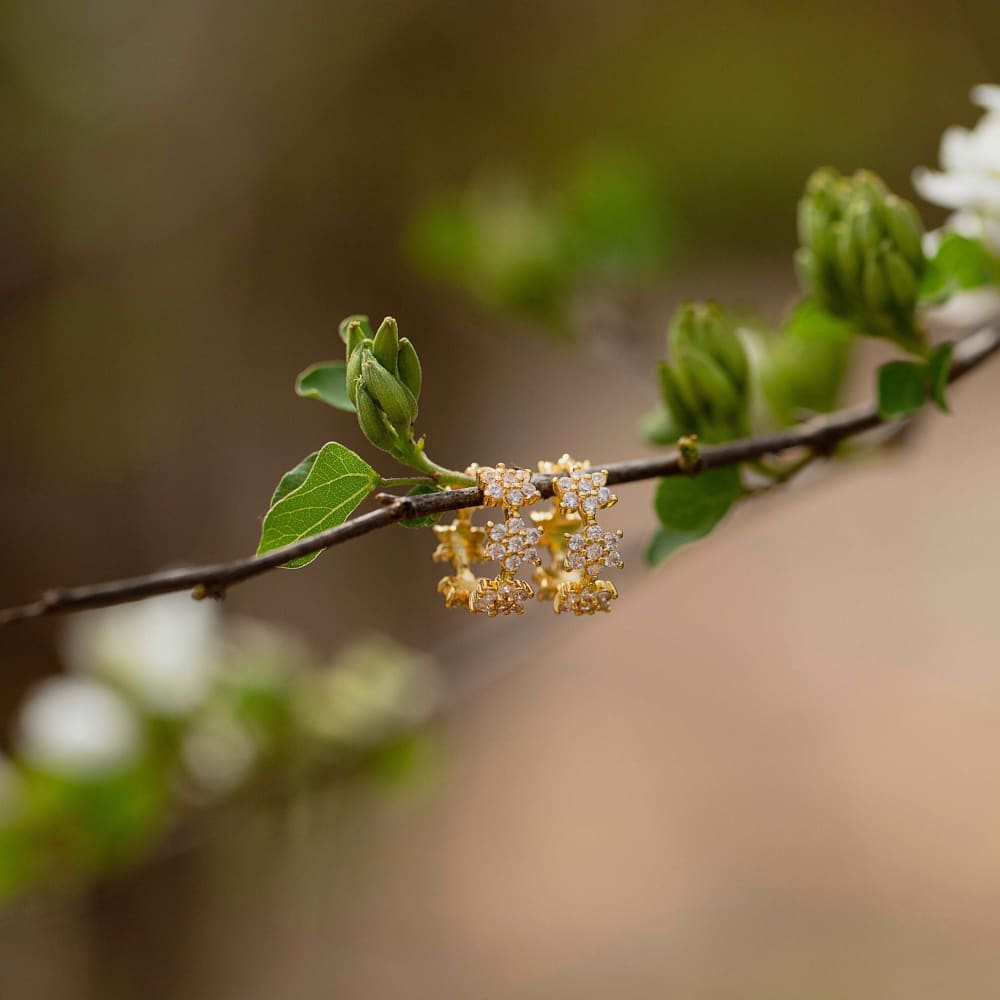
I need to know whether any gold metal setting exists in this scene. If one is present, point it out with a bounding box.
[546,455,623,615]
[432,504,485,609]
[432,457,623,617]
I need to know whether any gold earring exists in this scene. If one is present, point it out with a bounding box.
[548,455,623,615]
[470,464,541,616]
[432,501,486,610]
[530,456,584,602]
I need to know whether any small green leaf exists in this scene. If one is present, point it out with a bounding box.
[759,300,854,425]
[926,342,954,413]
[257,442,380,568]
[646,527,709,566]
[877,361,926,419]
[919,234,1000,305]
[399,484,444,529]
[648,466,742,566]
[267,451,319,509]
[638,405,679,446]
[295,361,356,412]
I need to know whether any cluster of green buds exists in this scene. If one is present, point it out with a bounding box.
[341,315,423,462]
[796,168,927,352]
[657,301,750,443]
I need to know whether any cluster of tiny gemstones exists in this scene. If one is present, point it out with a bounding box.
[554,580,617,615]
[477,464,540,509]
[553,468,615,517]
[565,524,625,577]
[483,517,542,573]
[470,577,533,616]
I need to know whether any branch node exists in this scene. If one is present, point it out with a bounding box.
[192,582,227,602]
[677,435,702,475]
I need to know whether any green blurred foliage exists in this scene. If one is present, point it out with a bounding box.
[0,611,440,908]
[405,149,674,331]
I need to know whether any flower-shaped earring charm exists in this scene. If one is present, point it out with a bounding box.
[471,464,541,616]
[548,457,623,615]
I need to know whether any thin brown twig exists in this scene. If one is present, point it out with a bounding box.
[2,324,998,626]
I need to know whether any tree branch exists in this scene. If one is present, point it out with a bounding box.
[3,324,998,626]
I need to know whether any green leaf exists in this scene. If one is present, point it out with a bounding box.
[648,466,742,566]
[646,527,710,566]
[926,342,954,413]
[267,451,319,509]
[399,484,444,529]
[877,361,926,419]
[757,301,854,426]
[638,405,680,446]
[295,361,356,412]
[257,442,379,568]
[919,234,1000,305]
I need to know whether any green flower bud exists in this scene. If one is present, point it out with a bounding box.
[372,317,400,373]
[361,355,418,430]
[345,320,366,358]
[834,220,862,298]
[796,168,927,349]
[883,249,918,313]
[345,336,370,406]
[880,195,924,272]
[658,361,699,434]
[659,302,750,442]
[862,249,892,318]
[339,314,373,345]
[679,348,743,425]
[396,337,423,398]
[794,248,825,306]
[356,384,397,452]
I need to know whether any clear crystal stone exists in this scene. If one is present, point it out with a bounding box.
[597,487,611,504]
[508,517,525,533]
[582,496,598,512]
[587,525,602,539]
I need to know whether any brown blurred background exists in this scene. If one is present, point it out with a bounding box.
[3,0,1000,996]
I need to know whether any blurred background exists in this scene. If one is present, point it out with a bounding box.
[2,0,1000,996]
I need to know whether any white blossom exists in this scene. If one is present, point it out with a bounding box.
[913,84,1000,254]
[62,593,222,717]
[16,677,142,778]
[180,711,258,795]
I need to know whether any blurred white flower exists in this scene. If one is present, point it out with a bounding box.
[16,677,142,778]
[63,593,222,717]
[180,711,258,795]
[914,84,1000,254]
[295,638,439,746]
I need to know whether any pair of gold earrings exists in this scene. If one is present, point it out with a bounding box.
[432,457,622,617]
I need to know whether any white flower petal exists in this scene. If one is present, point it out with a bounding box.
[913,167,1000,210]
[971,83,1000,113]
[63,593,222,716]
[16,677,142,778]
